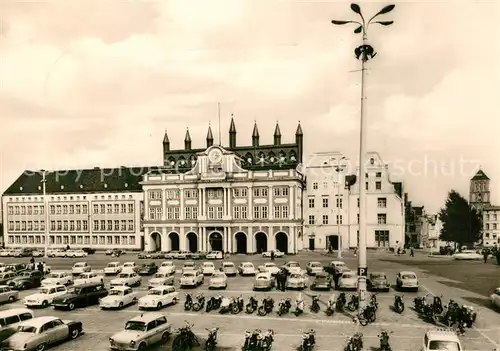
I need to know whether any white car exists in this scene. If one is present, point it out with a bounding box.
[158,261,176,275]
[180,270,203,288]
[24,285,67,308]
[209,272,228,289]
[258,263,280,276]
[182,261,197,274]
[286,272,308,290]
[329,261,348,275]
[100,286,138,309]
[110,272,141,288]
[41,271,73,286]
[148,272,175,289]
[74,272,104,285]
[71,262,91,275]
[489,287,500,309]
[338,271,358,290]
[109,313,171,350]
[221,262,237,276]
[396,271,420,292]
[254,272,274,291]
[238,262,256,276]
[262,250,285,258]
[453,250,483,260]
[420,328,463,351]
[66,250,88,258]
[104,262,122,275]
[202,262,216,276]
[283,261,302,274]
[206,251,223,260]
[121,262,138,272]
[306,261,323,275]
[138,286,179,310]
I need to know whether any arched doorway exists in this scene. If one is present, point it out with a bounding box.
[150,232,162,252]
[187,232,198,253]
[209,232,223,252]
[275,232,288,254]
[168,232,180,251]
[255,232,267,253]
[235,232,247,254]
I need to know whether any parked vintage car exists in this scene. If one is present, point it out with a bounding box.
[337,271,358,290]
[324,261,349,276]
[180,270,203,288]
[65,250,88,258]
[306,261,323,276]
[73,272,104,286]
[7,271,43,290]
[121,262,138,273]
[367,272,391,292]
[453,250,483,261]
[52,282,108,310]
[138,263,158,276]
[262,250,285,258]
[24,285,67,308]
[238,262,256,276]
[100,286,138,310]
[41,271,73,286]
[71,262,91,275]
[421,328,462,351]
[253,272,274,291]
[209,272,228,289]
[109,313,171,350]
[0,316,83,351]
[0,272,18,285]
[221,262,237,276]
[105,249,114,256]
[286,272,308,290]
[158,261,176,275]
[283,261,302,275]
[182,261,197,274]
[310,272,332,290]
[110,272,141,288]
[0,285,19,303]
[257,263,279,276]
[138,286,179,310]
[5,264,27,274]
[206,251,223,260]
[202,262,216,276]
[104,262,122,275]
[489,287,500,309]
[164,251,179,259]
[396,271,419,292]
[148,272,175,289]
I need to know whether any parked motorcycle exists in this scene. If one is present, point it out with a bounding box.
[232,296,244,314]
[358,305,376,326]
[206,295,222,312]
[259,329,274,350]
[294,297,305,316]
[185,293,193,311]
[204,327,219,351]
[347,294,359,312]
[370,294,378,311]
[172,322,200,350]
[414,296,426,314]
[277,298,291,316]
[336,293,347,312]
[421,302,436,323]
[378,330,392,351]
[394,295,404,313]
[246,296,259,314]
[300,329,315,351]
[243,329,261,350]
[192,293,205,312]
[310,295,320,313]
[258,297,274,316]
[325,296,335,316]
[219,296,232,314]
[344,332,363,351]
[460,305,477,328]
[432,295,444,315]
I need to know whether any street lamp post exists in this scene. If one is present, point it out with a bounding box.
[40,170,51,258]
[334,157,348,259]
[332,3,395,311]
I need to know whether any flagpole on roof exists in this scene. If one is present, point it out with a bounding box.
[217,102,222,146]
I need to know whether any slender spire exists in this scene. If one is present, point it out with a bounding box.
[207,125,214,140]
[229,115,236,133]
[295,121,303,136]
[162,130,170,143]
[252,121,259,137]
[274,122,281,136]
[184,128,191,142]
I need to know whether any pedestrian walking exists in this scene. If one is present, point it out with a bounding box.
[37,262,43,274]
[275,271,282,290]
[270,251,275,261]
[410,248,414,257]
[483,249,489,263]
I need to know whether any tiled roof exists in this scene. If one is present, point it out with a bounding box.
[471,169,489,180]
[2,167,161,196]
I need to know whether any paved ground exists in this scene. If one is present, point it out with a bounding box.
[1,251,499,350]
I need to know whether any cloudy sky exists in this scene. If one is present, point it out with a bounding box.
[0,0,498,213]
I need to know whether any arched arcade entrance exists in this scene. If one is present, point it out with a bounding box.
[168,232,180,251]
[209,232,223,252]
[255,232,268,253]
[150,232,162,252]
[235,232,247,254]
[187,232,198,253]
[275,232,288,254]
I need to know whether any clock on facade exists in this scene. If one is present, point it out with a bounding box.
[208,148,223,164]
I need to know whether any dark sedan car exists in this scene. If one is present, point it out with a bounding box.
[367,272,390,292]
[310,272,332,290]
[0,272,17,285]
[7,270,42,290]
[138,263,158,276]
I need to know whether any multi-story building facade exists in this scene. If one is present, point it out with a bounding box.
[405,200,425,247]
[2,168,146,250]
[470,169,491,210]
[303,151,404,251]
[141,119,305,254]
[483,206,500,247]
[421,214,441,248]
